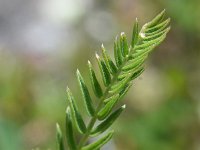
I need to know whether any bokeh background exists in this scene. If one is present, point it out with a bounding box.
[0,0,200,150]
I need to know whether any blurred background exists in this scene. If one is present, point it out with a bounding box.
[0,0,200,150]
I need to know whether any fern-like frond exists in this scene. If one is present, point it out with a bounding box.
[56,10,170,150]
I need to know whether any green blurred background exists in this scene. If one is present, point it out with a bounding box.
[0,0,200,150]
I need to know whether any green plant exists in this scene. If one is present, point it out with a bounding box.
[56,10,170,150]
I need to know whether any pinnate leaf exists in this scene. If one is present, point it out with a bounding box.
[60,10,170,150]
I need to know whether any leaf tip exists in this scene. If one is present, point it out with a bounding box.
[56,123,62,135]
[101,43,105,49]
[95,53,100,59]
[122,104,126,109]
[76,69,81,76]
[66,86,70,92]
[88,60,91,65]
[115,35,118,41]
[120,32,125,37]
[66,106,70,113]
[56,122,59,129]
[162,9,166,13]
[140,32,146,38]
[159,9,166,16]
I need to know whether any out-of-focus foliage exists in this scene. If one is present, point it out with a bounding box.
[0,0,200,150]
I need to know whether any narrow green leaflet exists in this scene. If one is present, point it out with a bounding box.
[120,32,129,57]
[145,18,170,35]
[56,123,65,150]
[145,9,165,28]
[88,61,103,98]
[142,27,170,41]
[132,38,165,58]
[81,130,114,150]
[133,37,161,51]
[118,66,143,80]
[91,105,126,136]
[122,56,146,71]
[119,82,132,99]
[114,37,123,67]
[96,53,111,86]
[101,44,118,74]
[119,67,144,81]
[66,87,86,134]
[131,18,139,47]
[109,75,131,94]
[133,46,155,58]
[130,67,145,80]
[103,94,119,103]
[77,70,95,116]
[66,107,77,150]
[97,94,119,120]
